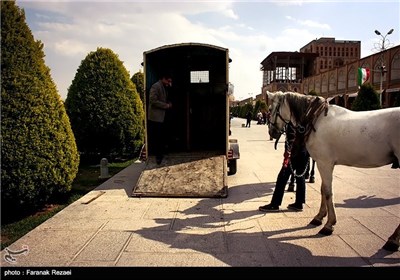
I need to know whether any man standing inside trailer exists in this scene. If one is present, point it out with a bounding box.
[148,72,173,165]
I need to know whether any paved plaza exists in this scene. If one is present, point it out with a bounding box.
[1,117,399,271]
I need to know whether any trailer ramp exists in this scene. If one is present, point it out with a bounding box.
[132,153,227,198]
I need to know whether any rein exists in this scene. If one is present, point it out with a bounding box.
[299,98,329,142]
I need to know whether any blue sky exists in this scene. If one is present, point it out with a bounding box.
[17,0,399,101]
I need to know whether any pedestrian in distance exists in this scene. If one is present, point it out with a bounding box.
[257,111,263,125]
[262,111,267,125]
[245,111,252,128]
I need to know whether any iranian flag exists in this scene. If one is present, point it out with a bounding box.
[357,67,370,86]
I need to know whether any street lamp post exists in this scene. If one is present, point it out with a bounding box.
[374,28,394,107]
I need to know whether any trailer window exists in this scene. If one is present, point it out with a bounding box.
[190,71,209,83]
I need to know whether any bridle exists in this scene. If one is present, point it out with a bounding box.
[269,102,289,133]
[269,100,306,135]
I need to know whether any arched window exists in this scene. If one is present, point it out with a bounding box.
[390,51,400,81]
[338,70,345,90]
[348,66,357,88]
[321,74,328,94]
[303,80,309,94]
[360,62,370,69]
[329,73,336,92]
[308,78,314,93]
[315,77,321,94]
[373,56,386,86]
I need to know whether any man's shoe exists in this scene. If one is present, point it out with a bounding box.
[259,204,279,212]
[287,203,303,212]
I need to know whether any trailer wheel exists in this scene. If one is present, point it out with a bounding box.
[228,159,237,175]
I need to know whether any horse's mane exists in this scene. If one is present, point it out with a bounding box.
[283,92,328,140]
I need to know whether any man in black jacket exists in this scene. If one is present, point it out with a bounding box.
[259,124,310,212]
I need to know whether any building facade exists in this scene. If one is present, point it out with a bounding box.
[260,51,318,94]
[302,45,400,108]
[300,37,361,75]
[258,37,400,109]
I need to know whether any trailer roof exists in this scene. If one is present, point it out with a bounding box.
[144,42,228,55]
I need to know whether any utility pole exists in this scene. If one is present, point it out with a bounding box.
[374,29,394,107]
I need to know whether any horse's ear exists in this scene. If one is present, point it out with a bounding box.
[266,91,275,100]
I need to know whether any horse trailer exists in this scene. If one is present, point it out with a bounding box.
[132,43,239,198]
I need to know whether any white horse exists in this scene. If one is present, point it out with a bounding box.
[267,91,400,251]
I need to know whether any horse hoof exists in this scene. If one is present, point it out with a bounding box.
[318,227,333,236]
[383,241,399,252]
[309,177,315,183]
[309,218,322,226]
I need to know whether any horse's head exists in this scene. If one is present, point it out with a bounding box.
[267,91,329,140]
[266,91,291,139]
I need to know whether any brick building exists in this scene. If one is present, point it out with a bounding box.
[258,37,400,109]
[300,37,361,74]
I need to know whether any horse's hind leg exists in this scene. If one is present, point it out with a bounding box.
[391,156,399,169]
[383,224,400,251]
[309,159,316,183]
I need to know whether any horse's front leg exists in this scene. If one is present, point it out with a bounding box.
[318,163,336,235]
[383,224,400,251]
[310,163,336,235]
[309,188,327,226]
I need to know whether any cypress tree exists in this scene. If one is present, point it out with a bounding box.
[1,1,80,212]
[65,48,145,163]
[131,71,144,104]
[351,83,381,111]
